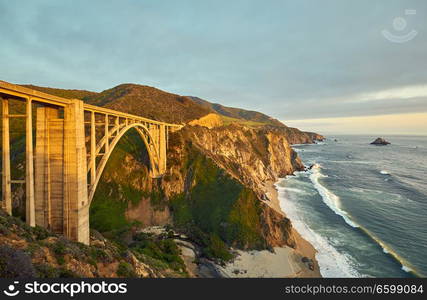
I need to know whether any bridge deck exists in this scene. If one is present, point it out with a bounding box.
[0,80,181,128]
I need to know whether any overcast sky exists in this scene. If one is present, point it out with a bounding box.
[1,0,426,134]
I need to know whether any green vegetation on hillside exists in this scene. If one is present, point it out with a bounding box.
[0,209,188,278]
[90,129,149,232]
[220,115,265,128]
[130,232,186,275]
[91,128,268,263]
[170,144,265,262]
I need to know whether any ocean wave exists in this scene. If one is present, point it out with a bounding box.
[308,165,359,228]
[312,173,422,276]
[279,187,311,195]
[275,180,360,278]
[307,165,421,275]
[356,225,421,277]
[277,165,423,277]
[327,160,371,165]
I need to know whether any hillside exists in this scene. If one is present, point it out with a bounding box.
[86,84,212,124]
[22,85,98,102]
[21,84,324,143]
[189,96,285,127]
[23,84,212,124]
[0,209,193,278]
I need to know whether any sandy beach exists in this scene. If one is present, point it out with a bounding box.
[216,245,319,278]
[217,181,321,278]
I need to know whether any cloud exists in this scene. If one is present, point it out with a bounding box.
[285,112,427,135]
[0,0,426,129]
[340,85,427,103]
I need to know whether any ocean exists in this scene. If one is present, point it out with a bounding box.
[276,135,427,278]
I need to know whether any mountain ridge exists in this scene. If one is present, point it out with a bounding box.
[21,83,324,142]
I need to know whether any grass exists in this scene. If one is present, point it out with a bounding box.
[220,115,266,128]
[116,262,137,277]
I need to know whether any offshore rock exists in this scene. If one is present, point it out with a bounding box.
[370,137,390,145]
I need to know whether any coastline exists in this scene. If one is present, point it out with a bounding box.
[215,181,321,278]
[265,181,321,278]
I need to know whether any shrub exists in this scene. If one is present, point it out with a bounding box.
[52,241,67,255]
[31,225,50,240]
[90,248,110,262]
[130,234,186,272]
[203,234,233,262]
[0,223,11,235]
[56,256,65,265]
[58,268,77,278]
[116,262,136,277]
[34,263,60,278]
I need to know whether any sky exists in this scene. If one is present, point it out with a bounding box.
[0,0,426,135]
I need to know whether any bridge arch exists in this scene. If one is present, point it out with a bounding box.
[87,123,162,204]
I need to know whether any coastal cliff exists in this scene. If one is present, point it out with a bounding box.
[90,124,303,253]
[88,122,320,276]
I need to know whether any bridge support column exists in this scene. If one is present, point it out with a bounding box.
[1,99,12,214]
[63,100,89,245]
[159,124,167,174]
[34,101,89,244]
[35,107,64,231]
[26,98,35,226]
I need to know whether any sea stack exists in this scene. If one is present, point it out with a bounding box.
[370,137,390,145]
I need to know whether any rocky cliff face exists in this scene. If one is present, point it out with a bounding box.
[172,125,304,198]
[160,124,303,250]
[263,126,325,145]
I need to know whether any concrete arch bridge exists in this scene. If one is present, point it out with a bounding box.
[0,80,181,244]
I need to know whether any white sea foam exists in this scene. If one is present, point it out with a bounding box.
[308,165,359,228]
[281,187,309,195]
[275,179,360,278]
[327,160,371,165]
[401,265,412,273]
